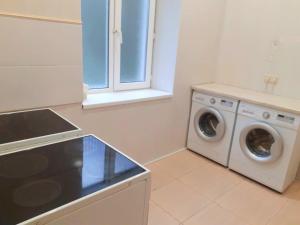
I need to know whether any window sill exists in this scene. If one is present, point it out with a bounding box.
[82,89,173,109]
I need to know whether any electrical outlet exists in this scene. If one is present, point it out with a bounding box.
[269,76,279,85]
[264,75,272,84]
[264,75,279,85]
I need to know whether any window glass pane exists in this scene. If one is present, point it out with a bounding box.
[120,0,150,83]
[82,0,109,89]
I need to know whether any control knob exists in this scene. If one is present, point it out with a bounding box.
[210,98,216,105]
[263,112,271,119]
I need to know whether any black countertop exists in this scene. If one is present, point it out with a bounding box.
[0,135,145,225]
[0,109,78,145]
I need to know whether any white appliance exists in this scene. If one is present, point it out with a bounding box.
[0,135,150,225]
[187,92,239,166]
[229,102,300,192]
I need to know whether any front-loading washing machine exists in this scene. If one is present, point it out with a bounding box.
[187,92,239,166]
[229,102,300,192]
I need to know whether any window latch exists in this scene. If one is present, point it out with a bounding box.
[114,30,123,44]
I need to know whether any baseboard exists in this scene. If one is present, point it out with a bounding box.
[144,147,187,166]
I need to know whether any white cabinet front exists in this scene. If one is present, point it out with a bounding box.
[43,181,147,225]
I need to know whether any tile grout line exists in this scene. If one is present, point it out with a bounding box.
[180,202,215,224]
[144,148,187,166]
[211,182,251,223]
[149,161,210,193]
[150,154,247,224]
[149,151,300,225]
[150,200,182,224]
[210,179,246,204]
[264,198,290,225]
[151,177,213,224]
[151,178,178,192]
[212,182,290,225]
[173,178,217,224]
[150,169,191,192]
[214,202,252,225]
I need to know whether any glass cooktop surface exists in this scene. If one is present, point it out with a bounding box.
[0,135,145,225]
[0,109,78,145]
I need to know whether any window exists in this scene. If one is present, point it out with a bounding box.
[82,0,156,92]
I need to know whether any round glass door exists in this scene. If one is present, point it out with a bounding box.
[194,107,225,142]
[199,113,219,137]
[240,123,283,163]
[246,129,274,158]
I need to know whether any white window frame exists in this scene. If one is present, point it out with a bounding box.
[87,0,156,94]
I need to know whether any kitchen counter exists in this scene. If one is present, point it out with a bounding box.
[0,109,82,154]
[192,83,300,114]
[0,135,150,225]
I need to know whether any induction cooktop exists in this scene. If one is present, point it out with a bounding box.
[0,109,81,152]
[0,135,146,225]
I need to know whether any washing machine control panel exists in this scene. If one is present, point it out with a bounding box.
[277,114,295,124]
[221,99,234,108]
[193,92,238,113]
[239,103,300,129]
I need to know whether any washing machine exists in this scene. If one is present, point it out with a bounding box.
[229,102,300,192]
[187,92,239,166]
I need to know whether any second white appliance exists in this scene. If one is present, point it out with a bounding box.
[229,102,300,192]
[187,92,239,166]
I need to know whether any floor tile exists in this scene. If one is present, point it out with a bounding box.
[179,163,243,200]
[183,203,249,225]
[147,151,213,191]
[267,200,300,225]
[216,180,287,225]
[283,180,300,201]
[147,151,300,225]
[156,150,213,178]
[148,202,180,225]
[151,180,211,222]
[147,162,177,191]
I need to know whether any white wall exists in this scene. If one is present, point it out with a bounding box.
[52,0,227,163]
[151,0,181,92]
[216,0,300,99]
[4,0,300,165]
[0,0,81,21]
[0,0,226,163]
[0,1,83,112]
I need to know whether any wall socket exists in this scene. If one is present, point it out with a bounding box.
[264,75,279,85]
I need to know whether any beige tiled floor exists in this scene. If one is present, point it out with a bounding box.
[146,150,300,225]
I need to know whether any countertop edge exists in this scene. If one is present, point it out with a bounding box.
[192,84,300,115]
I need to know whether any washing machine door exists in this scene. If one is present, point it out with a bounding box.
[194,107,226,142]
[240,122,283,163]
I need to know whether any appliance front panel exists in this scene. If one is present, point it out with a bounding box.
[238,103,300,130]
[188,102,237,166]
[193,92,238,113]
[229,115,299,192]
